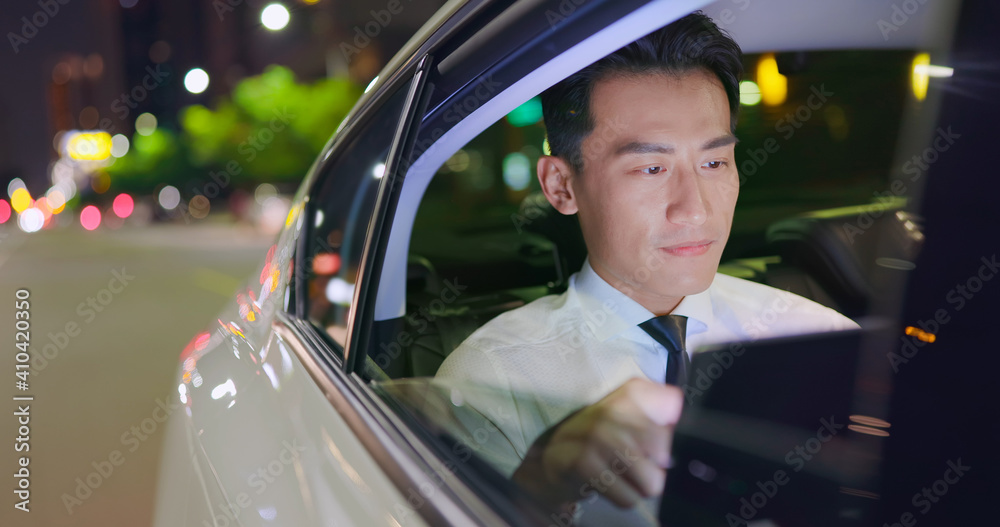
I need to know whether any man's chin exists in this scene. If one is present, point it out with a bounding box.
[651,274,715,298]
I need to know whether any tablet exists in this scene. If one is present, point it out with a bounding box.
[660,325,895,527]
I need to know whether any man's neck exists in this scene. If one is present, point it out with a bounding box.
[589,261,684,317]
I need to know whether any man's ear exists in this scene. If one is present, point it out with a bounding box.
[537,155,579,215]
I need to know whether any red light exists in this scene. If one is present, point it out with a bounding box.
[80,205,102,230]
[312,253,341,275]
[112,193,134,218]
[0,199,10,224]
[194,332,211,351]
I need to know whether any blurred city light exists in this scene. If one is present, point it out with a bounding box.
[188,195,210,219]
[312,253,341,275]
[506,97,543,127]
[756,54,787,106]
[18,208,44,233]
[80,205,102,230]
[914,64,954,78]
[110,134,130,157]
[113,193,134,218]
[0,199,10,224]
[184,68,210,94]
[739,80,761,106]
[35,197,53,221]
[11,188,32,213]
[66,131,113,160]
[325,277,354,305]
[91,172,111,194]
[46,188,67,214]
[158,185,181,210]
[911,53,930,101]
[910,53,952,102]
[502,152,531,191]
[7,177,26,198]
[261,4,291,31]
[254,183,277,204]
[50,177,77,203]
[135,113,158,136]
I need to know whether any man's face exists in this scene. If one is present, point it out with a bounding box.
[547,69,739,313]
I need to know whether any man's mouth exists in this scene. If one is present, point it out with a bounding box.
[660,240,713,257]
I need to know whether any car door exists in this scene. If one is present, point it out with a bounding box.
[153,64,443,527]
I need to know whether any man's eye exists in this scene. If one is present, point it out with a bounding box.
[702,160,727,169]
[642,166,664,175]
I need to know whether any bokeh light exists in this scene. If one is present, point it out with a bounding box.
[11,188,32,213]
[113,193,134,218]
[739,80,762,106]
[110,134,130,157]
[67,131,113,160]
[46,188,67,214]
[8,177,27,198]
[254,183,277,204]
[80,205,102,231]
[0,199,10,224]
[91,172,111,193]
[18,208,44,233]
[158,185,181,210]
[261,4,291,31]
[135,113,158,136]
[757,54,787,106]
[502,152,531,191]
[312,253,341,275]
[189,195,211,219]
[184,68,210,94]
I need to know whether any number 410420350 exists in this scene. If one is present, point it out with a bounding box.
[15,289,30,383]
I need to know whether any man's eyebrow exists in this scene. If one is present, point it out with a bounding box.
[613,135,739,156]
[614,142,674,156]
[702,134,739,150]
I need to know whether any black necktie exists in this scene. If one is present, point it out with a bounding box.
[639,315,689,386]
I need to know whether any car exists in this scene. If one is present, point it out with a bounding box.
[153,0,998,525]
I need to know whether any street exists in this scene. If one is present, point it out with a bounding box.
[0,222,273,527]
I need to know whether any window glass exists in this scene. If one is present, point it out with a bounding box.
[305,85,409,348]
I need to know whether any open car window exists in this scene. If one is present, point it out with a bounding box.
[353,1,951,524]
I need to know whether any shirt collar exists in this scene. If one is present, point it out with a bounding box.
[572,258,711,341]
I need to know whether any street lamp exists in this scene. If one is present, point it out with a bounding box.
[261,4,290,31]
[184,68,210,94]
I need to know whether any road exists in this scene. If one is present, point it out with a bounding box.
[0,221,274,527]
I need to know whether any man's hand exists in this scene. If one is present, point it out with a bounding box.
[512,377,685,509]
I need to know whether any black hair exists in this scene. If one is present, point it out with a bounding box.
[541,12,743,172]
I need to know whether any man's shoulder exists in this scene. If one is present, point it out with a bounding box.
[435,290,578,379]
[709,273,859,331]
[459,290,575,349]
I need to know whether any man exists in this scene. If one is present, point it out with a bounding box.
[435,11,856,517]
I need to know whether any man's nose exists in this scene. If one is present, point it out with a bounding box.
[665,167,708,225]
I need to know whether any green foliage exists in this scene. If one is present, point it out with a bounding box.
[181,65,362,183]
[105,128,195,192]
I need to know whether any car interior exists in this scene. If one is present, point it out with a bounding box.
[283,1,965,524]
[360,47,925,380]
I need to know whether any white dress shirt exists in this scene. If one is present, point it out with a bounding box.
[434,259,858,478]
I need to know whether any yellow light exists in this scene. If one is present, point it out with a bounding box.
[911,53,931,101]
[757,54,787,106]
[67,132,113,160]
[905,325,936,343]
[11,188,32,213]
[739,81,761,106]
